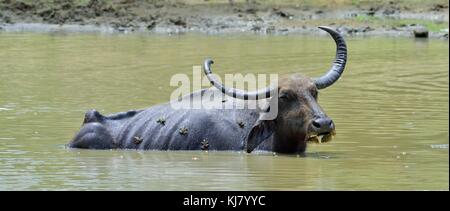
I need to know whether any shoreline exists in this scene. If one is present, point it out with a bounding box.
[0,1,448,39]
[1,22,448,39]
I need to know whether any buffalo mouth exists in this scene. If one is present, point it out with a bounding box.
[306,131,335,144]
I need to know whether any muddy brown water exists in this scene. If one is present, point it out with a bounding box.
[0,32,448,190]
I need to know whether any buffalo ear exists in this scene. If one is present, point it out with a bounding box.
[245,120,275,153]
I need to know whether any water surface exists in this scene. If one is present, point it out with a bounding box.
[0,32,448,190]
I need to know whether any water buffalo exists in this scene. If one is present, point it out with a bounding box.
[68,26,347,154]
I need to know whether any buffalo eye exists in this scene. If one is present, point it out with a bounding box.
[279,90,294,101]
[311,89,318,99]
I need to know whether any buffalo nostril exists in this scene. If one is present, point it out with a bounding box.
[312,120,321,128]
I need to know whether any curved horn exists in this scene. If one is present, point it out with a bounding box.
[203,59,274,100]
[314,26,348,89]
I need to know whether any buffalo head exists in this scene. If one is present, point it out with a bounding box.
[203,26,347,154]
